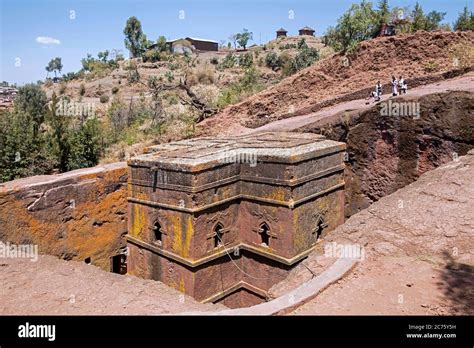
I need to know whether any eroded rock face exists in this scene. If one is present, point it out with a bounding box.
[0,162,128,270]
[300,91,474,217]
[325,150,474,260]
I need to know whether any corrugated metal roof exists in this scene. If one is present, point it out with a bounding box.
[167,37,218,44]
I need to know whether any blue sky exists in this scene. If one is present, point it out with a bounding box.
[0,0,471,84]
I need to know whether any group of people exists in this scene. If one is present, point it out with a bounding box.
[366,76,408,104]
[391,76,408,96]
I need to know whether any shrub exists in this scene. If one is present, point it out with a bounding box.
[188,65,215,86]
[112,86,120,94]
[279,43,297,50]
[282,44,320,76]
[210,57,219,65]
[143,49,161,63]
[217,67,263,108]
[127,68,140,83]
[219,53,237,69]
[165,71,174,82]
[424,61,440,73]
[239,52,254,68]
[166,94,179,105]
[100,95,110,103]
[451,43,474,69]
[79,83,86,96]
[265,52,281,71]
[124,60,137,71]
[62,71,81,82]
[59,82,67,95]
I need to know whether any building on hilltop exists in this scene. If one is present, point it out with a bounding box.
[147,37,218,54]
[299,26,315,36]
[168,37,218,52]
[276,28,288,38]
[378,13,413,37]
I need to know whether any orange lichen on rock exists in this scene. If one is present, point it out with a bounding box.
[0,162,128,270]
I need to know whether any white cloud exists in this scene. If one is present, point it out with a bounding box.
[36,36,61,45]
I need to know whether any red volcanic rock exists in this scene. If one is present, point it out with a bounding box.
[0,162,128,270]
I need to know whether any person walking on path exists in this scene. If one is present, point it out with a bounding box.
[391,76,398,96]
[376,81,382,99]
[398,76,404,95]
[401,79,408,94]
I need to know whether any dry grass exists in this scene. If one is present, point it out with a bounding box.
[187,64,216,86]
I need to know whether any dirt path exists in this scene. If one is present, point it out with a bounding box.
[0,255,224,315]
[229,72,474,135]
[293,256,460,315]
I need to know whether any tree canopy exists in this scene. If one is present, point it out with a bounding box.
[324,0,378,54]
[45,57,63,78]
[236,29,253,50]
[454,6,474,31]
[323,0,450,54]
[124,16,147,58]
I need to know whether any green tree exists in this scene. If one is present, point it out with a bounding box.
[377,0,391,25]
[124,16,147,58]
[283,43,320,76]
[53,57,63,77]
[67,117,103,170]
[47,93,70,172]
[236,29,253,50]
[14,83,47,140]
[424,10,446,31]
[412,2,426,31]
[81,53,95,72]
[265,52,281,71]
[155,36,168,52]
[0,110,35,181]
[98,50,110,62]
[323,1,378,54]
[0,95,56,182]
[45,62,53,78]
[454,6,474,31]
[411,2,446,32]
[46,57,63,78]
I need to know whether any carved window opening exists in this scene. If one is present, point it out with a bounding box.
[153,221,163,246]
[313,216,327,243]
[259,223,270,247]
[214,223,224,248]
[110,254,127,274]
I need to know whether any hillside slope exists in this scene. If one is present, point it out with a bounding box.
[200,31,474,135]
